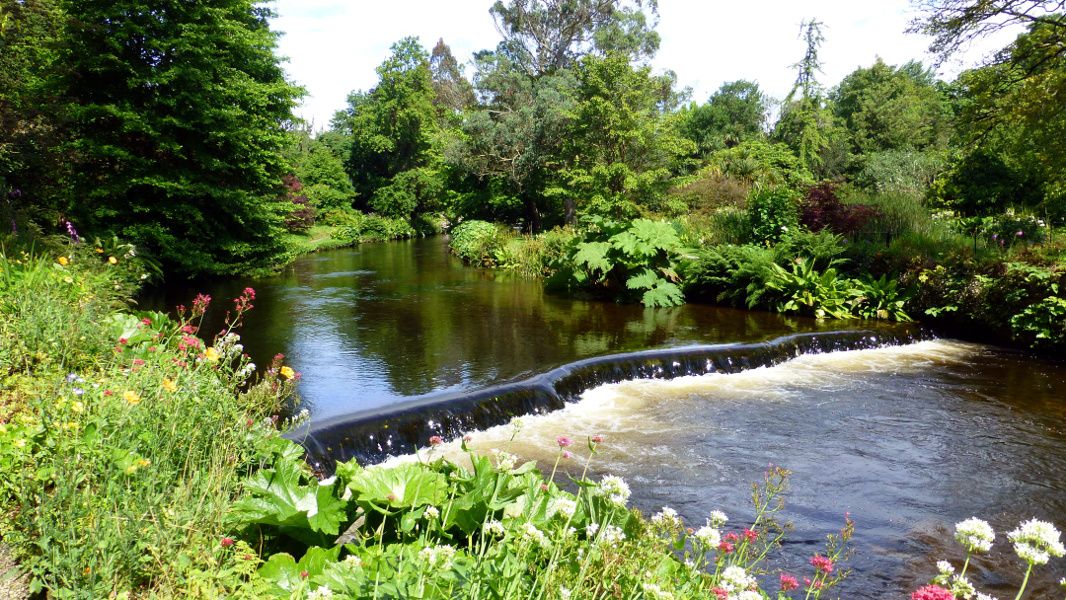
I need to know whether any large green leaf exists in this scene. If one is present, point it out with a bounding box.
[231,455,348,544]
[346,462,447,512]
[571,241,612,274]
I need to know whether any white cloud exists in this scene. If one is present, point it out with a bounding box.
[268,0,1026,129]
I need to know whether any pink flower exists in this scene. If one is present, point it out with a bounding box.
[191,293,211,316]
[556,435,572,448]
[911,585,955,600]
[463,434,472,442]
[141,318,152,326]
[810,554,834,574]
[711,588,728,600]
[780,573,799,591]
[562,450,573,459]
[591,434,604,443]
[744,528,758,542]
[429,435,443,446]
[220,537,234,547]
[725,532,740,543]
[718,541,734,553]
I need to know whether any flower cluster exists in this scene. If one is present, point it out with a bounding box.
[593,475,630,507]
[1008,518,1065,566]
[955,517,995,553]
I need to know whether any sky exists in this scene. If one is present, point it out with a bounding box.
[269,0,1023,130]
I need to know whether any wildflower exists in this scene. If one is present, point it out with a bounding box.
[720,565,755,592]
[708,510,728,527]
[1008,518,1065,565]
[429,435,443,446]
[423,505,440,520]
[559,587,572,600]
[72,388,84,396]
[108,256,118,264]
[13,439,26,449]
[71,401,84,413]
[718,540,734,553]
[95,247,104,254]
[949,574,976,599]
[220,537,234,547]
[641,583,675,600]
[562,450,573,459]
[66,373,82,383]
[594,475,631,507]
[651,507,679,526]
[743,527,758,542]
[711,588,728,600]
[521,522,551,549]
[556,435,572,448]
[810,554,834,574]
[548,497,577,520]
[343,555,362,568]
[1016,230,1024,237]
[911,585,955,600]
[279,365,295,380]
[936,560,954,575]
[596,524,625,545]
[418,545,456,569]
[591,434,604,443]
[57,256,69,266]
[955,517,995,553]
[162,378,177,392]
[975,593,999,600]
[483,520,505,537]
[307,587,333,599]
[204,347,220,361]
[132,358,145,367]
[736,592,761,600]
[103,389,113,396]
[780,573,799,591]
[492,450,517,470]
[694,525,721,547]
[123,390,141,405]
[586,523,599,538]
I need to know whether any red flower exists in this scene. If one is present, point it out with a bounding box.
[780,573,799,591]
[725,532,740,543]
[220,537,234,547]
[141,318,152,326]
[103,389,113,396]
[911,585,955,600]
[556,435,572,448]
[299,570,308,579]
[717,541,734,553]
[810,554,834,574]
[711,588,729,600]
[118,337,128,345]
[744,528,758,542]
[429,435,443,446]
[132,359,145,367]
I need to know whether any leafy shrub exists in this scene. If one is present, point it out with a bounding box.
[985,212,1047,248]
[449,220,506,265]
[841,189,936,245]
[748,186,800,245]
[773,229,847,268]
[563,218,685,307]
[679,244,776,307]
[283,175,316,233]
[707,139,813,190]
[676,208,751,246]
[1010,295,1066,349]
[669,167,751,214]
[322,209,415,244]
[228,434,853,599]
[766,259,857,319]
[854,149,945,196]
[800,182,880,239]
[492,227,580,278]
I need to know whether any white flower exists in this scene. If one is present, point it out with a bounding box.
[937,560,955,575]
[559,587,572,600]
[719,565,755,592]
[955,517,995,553]
[976,593,999,600]
[307,587,333,599]
[1008,518,1065,565]
[343,555,362,568]
[585,523,599,538]
[640,582,675,600]
[597,524,625,545]
[521,522,551,549]
[736,592,762,600]
[694,525,721,547]
[548,497,577,520]
[483,519,505,537]
[651,506,679,526]
[708,510,728,527]
[594,475,631,507]
[491,449,518,471]
[418,544,456,569]
[423,505,440,520]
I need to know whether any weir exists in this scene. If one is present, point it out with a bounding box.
[289,327,928,468]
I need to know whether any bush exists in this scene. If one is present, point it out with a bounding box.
[854,149,945,196]
[748,186,800,245]
[800,182,880,240]
[669,168,751,214]
[676,208,751,246]
[0,245,299,596]
[449,220,507,265]
[322,209,416,244]
[679,244,776,307]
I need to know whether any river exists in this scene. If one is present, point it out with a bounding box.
[147,237,1066,598]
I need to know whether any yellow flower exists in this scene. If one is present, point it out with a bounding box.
[204,347,220,362]
[57,256,69,266]
[95,247,104,254]
[62,421,80,432]
[162,378,177,392]
[123,390,141,405]
[72,401,85,413]
[279,366,295,380]
[108,256,118,265]
[137,458,151,467]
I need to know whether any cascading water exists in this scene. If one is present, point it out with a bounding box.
[290,327,928,468]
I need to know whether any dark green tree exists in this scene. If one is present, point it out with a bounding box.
[680,80,769,156]
[343,37,439,217]
[57,0,303,275]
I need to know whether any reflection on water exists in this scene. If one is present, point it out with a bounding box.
[145,238,878,420]
[405,341,1066,599]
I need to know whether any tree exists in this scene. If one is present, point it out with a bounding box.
[831,59,952,155]
[429,39,476,119]
[0,0,65,226]
[343,37,439,217]
[489,0,660,76]
[909,0,1065,62]
[57,0,303,275]
[680,80,769,156]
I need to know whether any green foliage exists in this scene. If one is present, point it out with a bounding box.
[707,140,813,190]
[678,244,776,307]
[680,80,769,156]
[1010,295,1066,349]
[292,136,356,213]
[766,259,858,320]
[0,244,299,596]
[747,186,800,245]
[449,220,506,265]
[323,210,416,245]
[854,149,946,196]
[564,218,684,307]
[57,0,304,276]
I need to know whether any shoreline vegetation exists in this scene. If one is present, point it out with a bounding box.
[2,0,1066,597]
